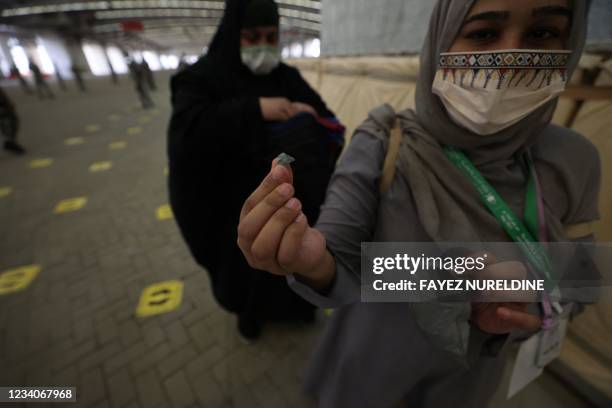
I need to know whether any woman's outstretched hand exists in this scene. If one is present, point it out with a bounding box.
[237,161,334,290]
[470,255,542,334]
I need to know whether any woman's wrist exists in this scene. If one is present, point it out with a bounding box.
[295,249,336,293]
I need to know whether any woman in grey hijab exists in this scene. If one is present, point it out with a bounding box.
[236,0,600,406]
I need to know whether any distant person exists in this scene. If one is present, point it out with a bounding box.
[54,63,67,91]
[142,61,157,91]
[168,0,343,341]
[0,87,26,155]
[177,54,190,71]
[109,64,119,85]
[71,65,87,92]
[29,62,54,100]
[10,65,31,95]
[128,60,153,109]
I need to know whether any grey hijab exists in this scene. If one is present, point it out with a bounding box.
[361,0,596,359]
[398,0,593,244]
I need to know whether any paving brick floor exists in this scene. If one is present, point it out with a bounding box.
[0,73,321,408]
[0,72,593,408]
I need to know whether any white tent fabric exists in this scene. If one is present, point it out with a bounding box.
[321,0,612,56]
[321,0,434,56]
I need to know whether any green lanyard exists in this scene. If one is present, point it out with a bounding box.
[443,147,555,293]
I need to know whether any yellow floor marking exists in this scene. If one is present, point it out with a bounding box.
[156,204,174,220]
[0,265,41,296]
[138,116,151,124]
[324,309,334,317]
[89,161,113,173]
[108,114,121,122]
[54,197,87,214]
[135,280,183,318]
[85,124,101,133]
[0,187,11,198]
[65,137,85,146]
[109,141,127,150]
[29,158,53,168]
[164,167,168,176]
[127,126,142,135]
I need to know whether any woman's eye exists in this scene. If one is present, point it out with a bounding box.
[465,29,499,42]
[241,34,255,43]
[527,28,561,42]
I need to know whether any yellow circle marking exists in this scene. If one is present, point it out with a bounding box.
[156,204,174,221]
[127,126,142,135]
[135,280,184,318]
[109,141,127,150]
[54,197,88,214]
[85,124,101,133]
[65,137,85,146]
[30,158,53,168]
[0,187,11,198]
[0,265,41,296]
[89,161,113,173]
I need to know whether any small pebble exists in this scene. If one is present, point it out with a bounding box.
[276,153,295,167]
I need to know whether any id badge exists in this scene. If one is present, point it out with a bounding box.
[535,304,572,368]
[507,304,572,399]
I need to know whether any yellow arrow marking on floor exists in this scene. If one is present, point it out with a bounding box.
[156,204,174,220]
[127,126,142,135]
[85,124,101,133]
[109,141,127,150]
[65,137,84,146]
[54,197,87,214]
[30,158,53,168]
[89,161,113,172]
[108,114,121,122]
[0,265,41,296]
[135,280,183,318]
[0,187,11,198]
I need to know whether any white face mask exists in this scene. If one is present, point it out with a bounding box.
[432,49,572,135]
[241,45,280,75]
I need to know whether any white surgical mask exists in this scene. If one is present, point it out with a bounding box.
[241,45,280,75]
[432,49,572,135]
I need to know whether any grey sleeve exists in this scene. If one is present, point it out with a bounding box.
[287,131,386,308]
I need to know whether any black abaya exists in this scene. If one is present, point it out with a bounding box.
[167,0,334,319]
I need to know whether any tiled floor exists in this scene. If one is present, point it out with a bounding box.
[0,73,594,408]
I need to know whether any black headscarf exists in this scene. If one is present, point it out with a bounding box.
[241,0,280,28]
[208,0,279,68]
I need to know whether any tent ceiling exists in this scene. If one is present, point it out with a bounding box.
[0,0,321,53]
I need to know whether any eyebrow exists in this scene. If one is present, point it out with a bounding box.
[532,5,573,19]
[464,6,572,25]
[463,11,511,25]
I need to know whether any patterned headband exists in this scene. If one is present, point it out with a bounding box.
[436,50,572,89]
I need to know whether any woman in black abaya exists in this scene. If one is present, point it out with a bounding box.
[167,0,336,340]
